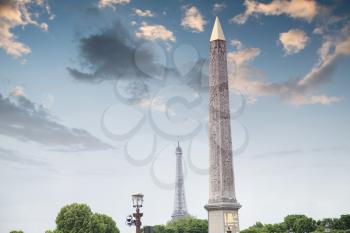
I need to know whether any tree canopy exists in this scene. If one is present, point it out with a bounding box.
[46,203,120,233]
[241,214,350,233]
[151,216,208,233]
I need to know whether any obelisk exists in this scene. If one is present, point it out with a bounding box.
[205,16,241,233]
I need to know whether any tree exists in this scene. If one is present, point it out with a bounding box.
[284,215,316,233]
[339,215,350,230]
[10,231,24,233]
[56,203,93,233]
[91,213,120,233]
[46,203,120,233]
[240,214,350,233]
[151,216,208,233]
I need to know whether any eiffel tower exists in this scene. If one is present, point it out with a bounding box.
[171,141,189,220]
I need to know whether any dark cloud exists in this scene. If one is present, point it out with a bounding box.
[0,94,112,151]
[68,21,159,82]
[68,20,212,106]
[184,59,209,92]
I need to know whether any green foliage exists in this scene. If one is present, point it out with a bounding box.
[284,215,317,233]
[56,203,93,233]
[241,214,350,233]
[46,203,119,233]
[10,231,24,233]
[152,216,208,233]
[91,213,120,233]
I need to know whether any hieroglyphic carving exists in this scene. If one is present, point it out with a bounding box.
[208,40,237,203]
[207,18,241,233]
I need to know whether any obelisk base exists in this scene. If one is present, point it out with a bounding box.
[205,202,241,233]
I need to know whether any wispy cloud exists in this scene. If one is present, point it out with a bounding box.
[227,34,347,105]
[0,93,112,151]
[0,147,48,167]
[133,8,154,17]
[251,145,349,159]
[213,3,226,14]
[279,29,309,55]
[231,0,318,24]
[0,0,50,59]
[181,5,207,33]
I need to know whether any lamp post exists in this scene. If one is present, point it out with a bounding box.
[126,193,144,233]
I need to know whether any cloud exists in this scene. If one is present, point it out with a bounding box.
[139,96,169,113]
[181,5,207,33]
[227,36,346,106]
[231,0,318,24]
[279,29,309,55]
[0,0,50,58]
[228,46,261,66]
[213,3,226,14]
[98,0,130,9]
[0,147,48,167]
[231,39,244,50]
[68,21,163,82]
[136,22,176,42]
[296,35,350,89]
[133,8,154,17]
[0,93,112,151]
[10,86,25,97]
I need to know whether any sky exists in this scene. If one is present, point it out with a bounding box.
[0,0,350,232]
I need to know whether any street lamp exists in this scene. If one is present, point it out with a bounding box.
[132,193,144,208]
[126,193,144,233]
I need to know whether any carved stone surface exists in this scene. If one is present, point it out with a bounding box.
[206,38,241,233]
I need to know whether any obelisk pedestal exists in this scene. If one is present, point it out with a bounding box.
[205,16,241,233]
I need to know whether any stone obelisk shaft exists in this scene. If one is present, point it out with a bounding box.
[205,16,241,233]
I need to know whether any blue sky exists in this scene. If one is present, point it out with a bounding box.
[1,0,350,233]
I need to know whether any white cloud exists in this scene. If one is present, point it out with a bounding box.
[228,47,260,66]
[231,39,244,50]
[136,22,176,42]
[213,3,226,14]
[10,86,25,97]
[133,8,154,17]
[98,0,130,9]
[279,29,309,55]
[181,5,207,33]
[0,0,50,59]
[231,0,318,24]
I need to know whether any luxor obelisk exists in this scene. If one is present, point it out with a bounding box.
[205,17,241,233]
